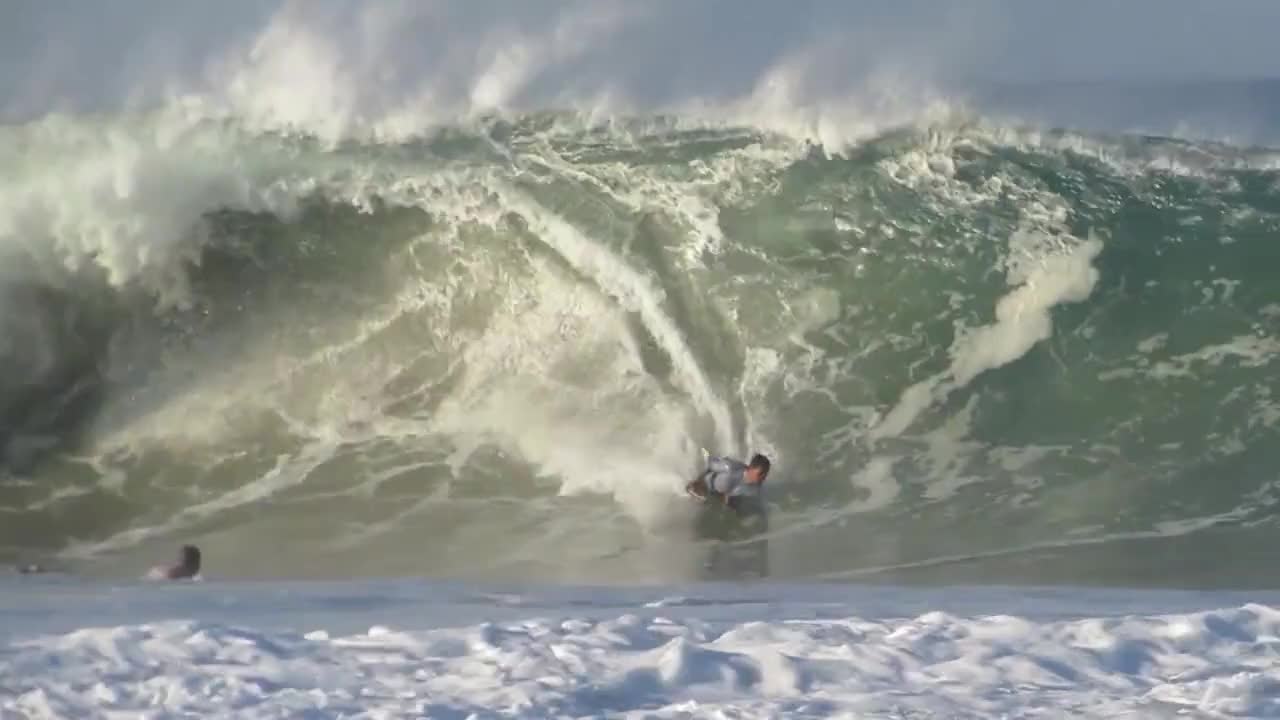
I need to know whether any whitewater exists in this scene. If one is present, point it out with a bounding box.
[4,2,1280,717]
[5,578,1280,718]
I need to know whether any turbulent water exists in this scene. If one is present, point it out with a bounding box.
[2,105,1280,588]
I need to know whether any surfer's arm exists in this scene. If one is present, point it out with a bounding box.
[705,456,732,474]
[685,468,714,499]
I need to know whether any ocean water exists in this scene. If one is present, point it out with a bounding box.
[3,3,1280,717]
[6,100,1280,589]
[5,576,1280,718]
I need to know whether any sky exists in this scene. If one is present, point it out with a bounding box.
[2,1,1280,124]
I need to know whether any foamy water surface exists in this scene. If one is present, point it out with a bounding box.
[3,577,1280,718]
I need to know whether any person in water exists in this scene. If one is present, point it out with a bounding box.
[14,544,202,579]
[147,544,202,581]
[686,453,770,512]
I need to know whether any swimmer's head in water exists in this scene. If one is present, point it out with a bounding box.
[746,454,771,483]
[179,544,201,572]
[158,544,202,580]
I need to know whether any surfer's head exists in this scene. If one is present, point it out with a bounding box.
[172,544,201,578]
[745,454,771,483]
[145,544,203,581]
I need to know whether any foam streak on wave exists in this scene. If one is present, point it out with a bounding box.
[501,190,737,456]
[870,233,1104,440]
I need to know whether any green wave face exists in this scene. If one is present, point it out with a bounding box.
[2,112,1279,587]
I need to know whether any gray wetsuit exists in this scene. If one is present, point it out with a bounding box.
[701,456,761,500]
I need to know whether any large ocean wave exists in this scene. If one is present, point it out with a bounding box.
[4,3,1280,588]
[2,105,1278,587]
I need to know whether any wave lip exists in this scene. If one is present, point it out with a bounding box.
[4,603,1279,717]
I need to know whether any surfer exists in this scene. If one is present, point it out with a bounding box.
[146,544,202,581]
[686,453,770,513]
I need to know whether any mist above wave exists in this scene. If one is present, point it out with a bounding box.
[7,2,1280,150]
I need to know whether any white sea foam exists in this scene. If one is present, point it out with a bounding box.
[0,114,305,306]
[3,596,1278,718]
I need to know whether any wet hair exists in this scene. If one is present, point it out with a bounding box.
[169,544,201,579]
[748,453,771,476]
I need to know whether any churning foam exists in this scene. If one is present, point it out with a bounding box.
[5,594,1280,718]
[0,114,307,307]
